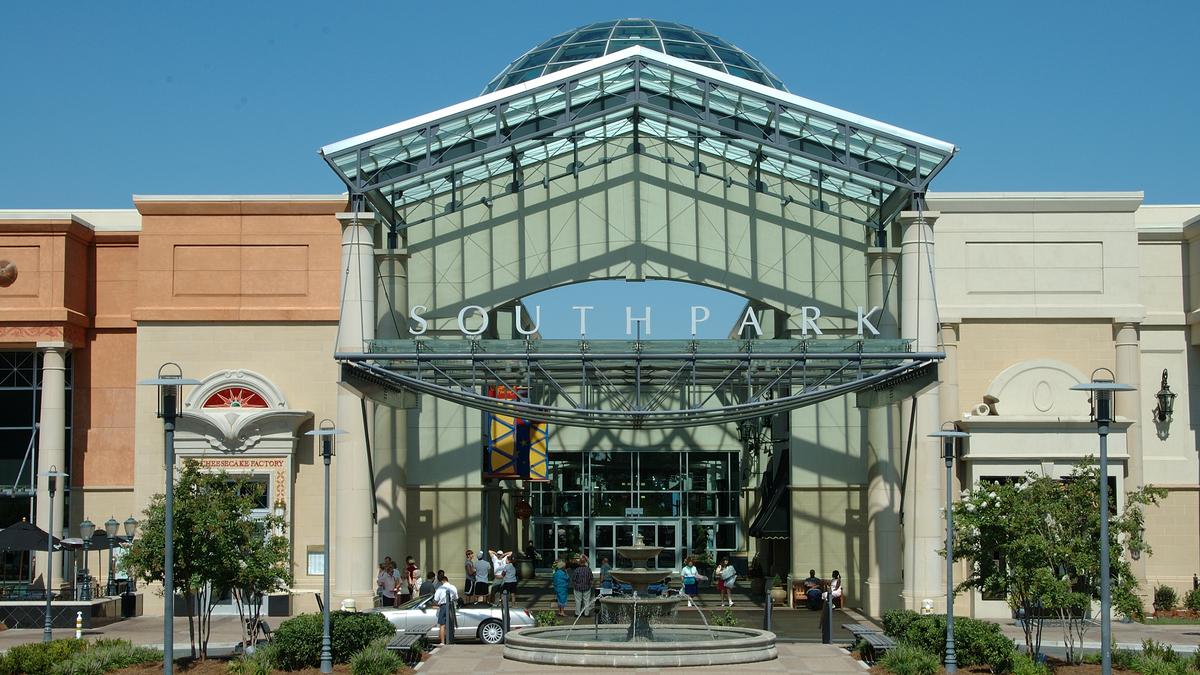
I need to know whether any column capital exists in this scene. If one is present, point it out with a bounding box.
[866,247,901,259]
[897,210,940,225]
[335,211,377,227]
[35,341,71,352]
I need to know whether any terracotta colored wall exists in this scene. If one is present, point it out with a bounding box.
[0,219,91,340]
[72,330,136,488]
[132,200,345,322]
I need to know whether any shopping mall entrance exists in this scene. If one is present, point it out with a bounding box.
[528,450,741,568]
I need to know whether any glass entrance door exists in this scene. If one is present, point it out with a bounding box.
[591,520,680,570]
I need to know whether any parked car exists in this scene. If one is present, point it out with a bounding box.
[370,594,536,644]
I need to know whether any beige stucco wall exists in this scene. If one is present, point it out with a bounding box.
[133,322,339,612]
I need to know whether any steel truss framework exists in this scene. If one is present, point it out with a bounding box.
[321,48,956,234]
[339,338,941,429]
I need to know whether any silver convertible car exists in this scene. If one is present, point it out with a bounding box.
[370,595,536,644]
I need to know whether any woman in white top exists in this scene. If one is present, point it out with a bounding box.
[823,569,843,608]
[715,557,737,607]
[680,558,700,606]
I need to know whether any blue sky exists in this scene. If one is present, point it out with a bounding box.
[2,2,1195,337]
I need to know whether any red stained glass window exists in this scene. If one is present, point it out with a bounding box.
[202,386,269,409]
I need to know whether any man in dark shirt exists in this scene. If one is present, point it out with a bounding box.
[570,560,594,617]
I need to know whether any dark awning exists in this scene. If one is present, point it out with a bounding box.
[748,486,789,540]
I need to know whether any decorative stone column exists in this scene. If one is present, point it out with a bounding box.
[1113,321,1145,584]
[898,210,944,611]
[335,211,377,606]
[865,247,902,614]
[374,240,411,564]
[34,343,68,585]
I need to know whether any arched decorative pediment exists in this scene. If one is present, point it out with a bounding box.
[984,359,1089,417]
[176,369,312,455]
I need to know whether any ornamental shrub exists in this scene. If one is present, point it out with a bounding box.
[1183,587,1200,612]
[0,638,87,675]
[226,644,278,675]
[880,609,921,637]
[878,609,1017,672]
[51,640,160,675]
[1153,584,1179,611]
[349,637,405,675]
[274,612,395,670]
[877,643,939,675]
[1009,652,1050,675]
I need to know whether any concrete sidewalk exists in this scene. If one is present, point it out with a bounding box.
[416,642,866,674]
[0,615,249,655]
[996,618,1200,652]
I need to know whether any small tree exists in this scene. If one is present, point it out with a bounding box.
[949,460,1162,664]
[123,460,291,658]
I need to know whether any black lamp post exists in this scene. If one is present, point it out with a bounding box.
[79,518,95,601]
[122,516,138,593]
[305,420,344,675]
[40,467,67,642]
[104,516,119,596]
[138,364,200,675]
[929,424,970,674]
[1071,368,1134,675]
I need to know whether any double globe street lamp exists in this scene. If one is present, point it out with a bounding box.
[79,518,95,601]
[929,424,970,674]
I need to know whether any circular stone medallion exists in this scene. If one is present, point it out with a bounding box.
[0,260,17,288]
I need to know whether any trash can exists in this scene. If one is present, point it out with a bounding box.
[120,592,139,618]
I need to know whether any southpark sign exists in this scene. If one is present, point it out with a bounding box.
[405,304,885,338]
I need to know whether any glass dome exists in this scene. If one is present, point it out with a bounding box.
[484,19,787,94]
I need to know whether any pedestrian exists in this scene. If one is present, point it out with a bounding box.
[432,570,459,645]
[401,556,418,603]
[488,549,518,603]
[464,550,477,600]
[377,560,400,607]
[823,570,843,608]
[598,556,613,597]
[716,556,737,606]
[570,556,594,617]
[473,550,492,605]
[419,570,437,597]
[552,560,570,617]
[680,557,700,606]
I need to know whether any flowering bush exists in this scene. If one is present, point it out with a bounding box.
[949,461,1164,664]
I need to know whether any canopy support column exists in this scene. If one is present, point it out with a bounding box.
[898,210,944,612]
[865,248,902,615]
[335,211,377,608]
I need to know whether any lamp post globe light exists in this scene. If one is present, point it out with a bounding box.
[79,518,96,601]
[929,424,970,674]
[104,516,119,596]
[1070,368,1134,675]
[138,364,200,675]
[39,467,67,642]
[305,420,345,675]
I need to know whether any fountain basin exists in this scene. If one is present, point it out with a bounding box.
[503,624,778,667]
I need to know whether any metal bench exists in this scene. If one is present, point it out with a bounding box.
[856,631,897,664]
[386,633,428,665]
[841,622,880,640]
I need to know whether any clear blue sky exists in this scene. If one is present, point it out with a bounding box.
[2,1,1195,336]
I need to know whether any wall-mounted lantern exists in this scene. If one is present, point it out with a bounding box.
[1153,369,1176,423]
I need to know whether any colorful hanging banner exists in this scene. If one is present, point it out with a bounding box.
[483,386,549,481]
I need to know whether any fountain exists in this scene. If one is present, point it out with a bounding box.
[503,535,778,667]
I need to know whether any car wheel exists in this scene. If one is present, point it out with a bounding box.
[478,618,505,644]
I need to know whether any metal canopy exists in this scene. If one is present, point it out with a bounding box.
[337,338,942,429]
[321,47,956,231]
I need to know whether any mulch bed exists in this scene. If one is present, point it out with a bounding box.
[1154,609,1200,619]
[867,658,1135,674]
[110,658,413,674]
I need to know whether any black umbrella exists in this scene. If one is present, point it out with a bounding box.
[0,522,62,552]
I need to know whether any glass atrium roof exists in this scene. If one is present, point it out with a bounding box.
[322,45,956,233]
[483,19,787,94]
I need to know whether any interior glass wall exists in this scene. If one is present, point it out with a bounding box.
[530,450,740,569]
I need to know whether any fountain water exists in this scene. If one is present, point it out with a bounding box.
[503,535,778,667]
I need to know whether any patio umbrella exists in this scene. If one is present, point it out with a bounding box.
[0,522,62,552]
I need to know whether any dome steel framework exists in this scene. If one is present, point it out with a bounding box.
[484,19,788,94]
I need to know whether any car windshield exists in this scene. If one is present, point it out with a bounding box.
[395,595,432,610]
